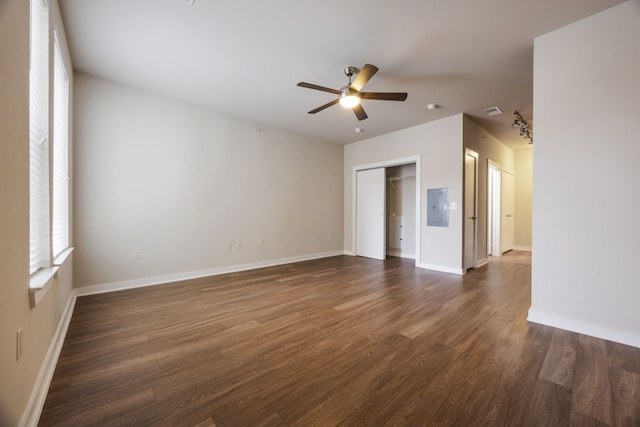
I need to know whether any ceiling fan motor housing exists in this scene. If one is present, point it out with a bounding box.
[344,66,359,78]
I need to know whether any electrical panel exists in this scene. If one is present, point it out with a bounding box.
[427,188,449,227]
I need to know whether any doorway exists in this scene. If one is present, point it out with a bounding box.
[488,160,502,256]
[501,170,515,253]
[463,149,478,269]
[353,157,420,264]
[386,164,416,259]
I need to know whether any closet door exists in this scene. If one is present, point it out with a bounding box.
[356,168,386,260]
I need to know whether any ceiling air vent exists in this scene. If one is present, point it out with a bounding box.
[483,106,503,116]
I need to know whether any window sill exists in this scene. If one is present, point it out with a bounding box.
[29,267,58,308]
[29,247,74,308]
[54,247,74,266]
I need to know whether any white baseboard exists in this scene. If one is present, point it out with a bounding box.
[514,245,532,251]
[75,251,344,297]
[21,294,77,427]
[527,308,640,349]
[415,262,465,275]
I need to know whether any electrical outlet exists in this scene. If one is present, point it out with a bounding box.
[225,241,232,251]
[17,327,23,361]
[133,249,143,260]
[328,233,333,241]
[258,240,264,248]
[237,241,243,250]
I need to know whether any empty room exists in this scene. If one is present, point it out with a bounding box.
[1,0,640,425]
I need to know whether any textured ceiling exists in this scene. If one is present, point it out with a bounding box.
[59,0,626,149]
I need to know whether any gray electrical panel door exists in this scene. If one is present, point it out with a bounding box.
[427,188,449,227]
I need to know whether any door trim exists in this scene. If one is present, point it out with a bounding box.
[487,159,502,257]
[501,169,516,254]
[464,149,479,270]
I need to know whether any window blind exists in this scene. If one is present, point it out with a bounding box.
[29,0,50,274]
[52,33,70,258]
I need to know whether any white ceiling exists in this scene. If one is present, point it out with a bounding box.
[58,0,625,149]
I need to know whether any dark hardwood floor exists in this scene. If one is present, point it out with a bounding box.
[39,252,640,426]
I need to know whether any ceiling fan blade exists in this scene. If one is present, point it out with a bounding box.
[350,64,378,92]
[297,82,341,95]
[360,92,408,101]
[308,98,339,114]
[353,104,368,121]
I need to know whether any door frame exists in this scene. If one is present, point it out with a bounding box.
[463,149,479,270]
[501,169,516,253]
[352,155,421,265]
[487,159,502,256]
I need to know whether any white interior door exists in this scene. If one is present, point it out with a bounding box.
[501,170,515,253]
[464,150,478,269]
[356,168,386,260]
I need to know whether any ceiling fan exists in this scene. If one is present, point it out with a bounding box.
[297,64,407,121]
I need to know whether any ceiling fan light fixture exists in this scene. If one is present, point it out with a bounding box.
[297,64,405,120]
[340,95,360,108]
[339,87,360,108]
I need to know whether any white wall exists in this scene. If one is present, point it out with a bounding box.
[344,115,464,273]
[0,0,75,424]
[463,116,515,264]
[530,1,640,347]
[514,148,532,250]
[73,74,344,289]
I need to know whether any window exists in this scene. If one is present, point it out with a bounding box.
[29,0,50,275]
[52,33,70,259]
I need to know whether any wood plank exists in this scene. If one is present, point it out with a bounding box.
[569,410,611,427]
[608,341,640,375]
[477,323,553,426]
[193,417,217,427]
[610,368,640,427]
[522,378,572,426]
[572,334,613,425]
[539,328,578,388]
